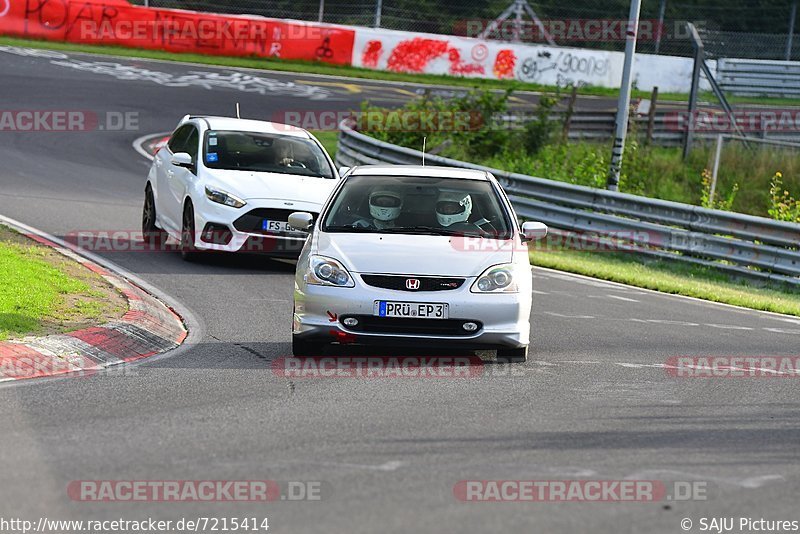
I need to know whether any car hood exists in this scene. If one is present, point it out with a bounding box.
[205,169,338,205]
[315,233,514,276]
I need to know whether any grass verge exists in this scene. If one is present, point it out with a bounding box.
[0,225,127,340]
[531,247,800,317]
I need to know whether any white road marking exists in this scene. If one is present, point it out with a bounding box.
[630,318,700,326]
[764,327,800,335]
[544,312,595,319]
[705,323,753,330]
[624,470,784,489]
[605,295,640,302]
[531,290,549,295]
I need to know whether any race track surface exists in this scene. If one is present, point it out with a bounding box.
[1,47,799,534]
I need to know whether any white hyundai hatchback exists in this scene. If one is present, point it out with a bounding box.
[142,115,339,260]
[289,165,548,362]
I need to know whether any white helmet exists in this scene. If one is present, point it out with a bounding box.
[369,190,403,222]
[436,191,472,227]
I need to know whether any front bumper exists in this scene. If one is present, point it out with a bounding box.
[192,200,314,257]
[294,274,531,349]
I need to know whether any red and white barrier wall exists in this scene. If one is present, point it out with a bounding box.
[352,26,710,93]
[0,0,355,64]
[0,0,706,92]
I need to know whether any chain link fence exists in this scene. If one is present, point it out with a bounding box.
[131,0,800,60]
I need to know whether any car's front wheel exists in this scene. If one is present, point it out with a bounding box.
[497,346,528,363]
[292,336,325,357]
[142,185,168,247]
[180,202,200,262]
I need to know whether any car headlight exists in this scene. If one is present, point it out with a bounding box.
[306,256,355,287]
[205,187,246,208]
[471,263,519,293]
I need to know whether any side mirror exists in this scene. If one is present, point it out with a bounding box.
[338,166,350,177]
[171,152,193,168]
[288,211,314,231]
[521,221,548,241]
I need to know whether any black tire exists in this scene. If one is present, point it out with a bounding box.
[142,185,168,247]
[180,202,200,262]
[292,336,324,357]
[497,345,528,363]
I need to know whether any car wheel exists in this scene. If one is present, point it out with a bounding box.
[180,202,200,262]
[292,335,324,357]
[142,185,168,247]
[497,346,528,363]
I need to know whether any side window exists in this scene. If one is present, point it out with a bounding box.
[167,125,192,153]
[184,128,200,162]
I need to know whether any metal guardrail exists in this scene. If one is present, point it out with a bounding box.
[336,121,800,286]
[718,58,800,98]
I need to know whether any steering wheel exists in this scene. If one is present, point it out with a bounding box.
[279,157,307,169]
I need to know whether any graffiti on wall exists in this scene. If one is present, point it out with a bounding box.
[517,49,611,87]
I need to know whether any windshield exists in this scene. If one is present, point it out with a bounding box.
[203,130,334,178]
[321,175,513,239]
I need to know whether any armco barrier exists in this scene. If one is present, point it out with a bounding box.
[718,58,800,98]
[336,121,800,286]
[0,0,354,64]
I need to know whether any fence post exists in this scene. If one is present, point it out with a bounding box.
[683,23,704,160]
[562,85,578,142]
[710,134,723,206]
[375,0,382,27]
[646,86,658,146]
[654,0,666,54]
[607,0,643,191]
[787,1,798,61]
[318,0,325,23]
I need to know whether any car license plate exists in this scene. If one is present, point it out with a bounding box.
[375,301,449,319]
[262,219,290,232]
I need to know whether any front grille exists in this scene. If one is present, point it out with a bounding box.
[360,275,465,292]
[233,208,317,235]
[341,315,482,336]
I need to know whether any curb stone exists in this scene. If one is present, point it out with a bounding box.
[0,221,187,382]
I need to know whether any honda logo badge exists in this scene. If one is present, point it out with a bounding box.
[406,278,421,290]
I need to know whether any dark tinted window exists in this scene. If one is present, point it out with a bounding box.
[203,131,334,179]
[185,128,199,161]
[167,124,193,153]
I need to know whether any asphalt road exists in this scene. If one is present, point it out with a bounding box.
[1,46,799,534]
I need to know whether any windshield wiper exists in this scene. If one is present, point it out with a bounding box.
[323,225,380,233]
[380,226,465,236]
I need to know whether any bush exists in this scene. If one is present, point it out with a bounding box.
[768,172,800,222]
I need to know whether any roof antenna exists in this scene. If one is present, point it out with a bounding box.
[235,102,241,119]
[422,136,426,166]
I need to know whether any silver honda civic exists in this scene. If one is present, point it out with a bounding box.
[288,165,548,362]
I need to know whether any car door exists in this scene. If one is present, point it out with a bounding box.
[168,126,200,230]
[155,125,191,232]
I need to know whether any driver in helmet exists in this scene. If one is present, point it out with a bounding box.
[436,191,473,228]
[353,189,404,229]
